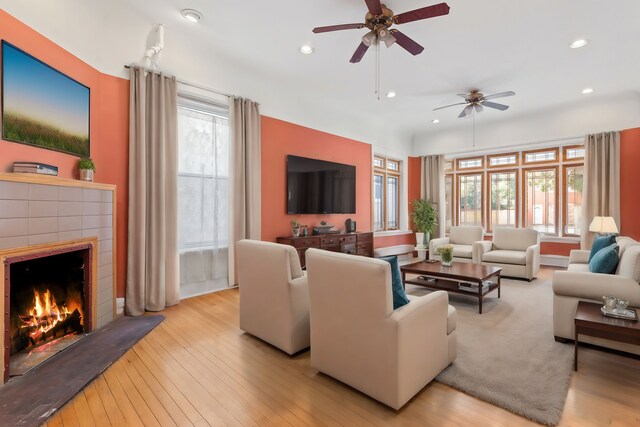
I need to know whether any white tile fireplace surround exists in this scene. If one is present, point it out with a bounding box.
[0,173,116,331]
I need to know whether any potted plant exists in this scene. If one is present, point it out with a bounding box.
[290,219,301,237]
[78,158,95,182]
[437,244,454,266]
[411,199,438,248]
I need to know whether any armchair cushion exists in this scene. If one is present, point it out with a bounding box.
[380,256,410,309]
[589,234,617,261]
[589,243,619,274]
[616,244,640,281]
[492,227,539,251]
[432,243,473,259]
[482,249,527,265]
[449,226,484,245]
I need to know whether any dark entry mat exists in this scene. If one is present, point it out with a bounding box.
[0,315,164,426]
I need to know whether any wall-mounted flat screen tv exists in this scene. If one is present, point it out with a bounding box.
[287,155,356,214]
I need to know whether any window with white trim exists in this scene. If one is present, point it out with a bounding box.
[373,155,401,231]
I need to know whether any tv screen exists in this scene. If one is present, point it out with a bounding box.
[287,155,356,214]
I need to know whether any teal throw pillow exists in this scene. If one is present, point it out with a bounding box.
[380,256,410,309]
[589,234,617,261]
[589,243,619,274]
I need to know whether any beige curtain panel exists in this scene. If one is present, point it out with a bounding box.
[421,155,446,238]
[126,67,180,316]
[581,131,621,249]
[228,97,262,286]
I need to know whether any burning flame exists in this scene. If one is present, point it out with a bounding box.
[19,289,81,340]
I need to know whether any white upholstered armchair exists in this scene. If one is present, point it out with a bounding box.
[473,227,540,280]
[429,226,484,263]
[305,249,456,410]
[236,240,310,355]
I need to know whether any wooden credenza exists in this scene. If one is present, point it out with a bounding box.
[277,232,373,268]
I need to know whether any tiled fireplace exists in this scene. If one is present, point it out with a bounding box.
[0,174,116,382]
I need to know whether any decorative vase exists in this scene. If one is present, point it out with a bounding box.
[80,169,94,182]
[415,232,425,248]
[292,226,300,237]
[423,232,430,247]
[441,259,453,267]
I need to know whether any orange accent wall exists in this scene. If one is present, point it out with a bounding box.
[0,10,129,297]
[540,242,579,256]
[374,233,416,249]
[407,156,421,231]
[261,116,372,242]
[620,127,640,240]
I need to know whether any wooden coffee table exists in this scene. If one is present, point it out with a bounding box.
[400,261,501,314]
[573,301,640,371]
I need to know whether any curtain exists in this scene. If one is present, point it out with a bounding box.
[228,97,261,286]
[420,155,445,238]
[581,131,621,249]
[126,67,179,316]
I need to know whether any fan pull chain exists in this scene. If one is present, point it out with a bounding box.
[375,39,381,100]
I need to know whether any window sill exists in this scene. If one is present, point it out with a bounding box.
[374,230,413,238]
[484,233,580,244]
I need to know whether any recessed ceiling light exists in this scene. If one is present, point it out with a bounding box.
[582,88,594,94]
[299,45,314,55]
[432,119,440,124]
[570,39,588,49]
[181,9,202,23]
[386,91,397,98]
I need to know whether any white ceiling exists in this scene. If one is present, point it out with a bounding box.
[2,0,640,155]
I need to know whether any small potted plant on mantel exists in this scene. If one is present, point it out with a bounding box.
[78,157,95,182]
[411,199,438,249]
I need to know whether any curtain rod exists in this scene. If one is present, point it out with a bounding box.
[124,64,232,98]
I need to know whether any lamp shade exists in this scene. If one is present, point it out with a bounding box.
[588,216,619,234]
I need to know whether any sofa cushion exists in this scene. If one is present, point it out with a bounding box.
[589,234,617,261]
[616,236,639,259]
[567,263,590,273]
[449,226,484,245]
[493,227,538,251]
[434,244,473,259]
[447,305,457,335]
[616,244,640,282]
[482,250,527,265]
[589,243,619,274]
[380,256,410,309]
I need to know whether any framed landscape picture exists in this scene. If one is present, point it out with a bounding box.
[1,41,90,157]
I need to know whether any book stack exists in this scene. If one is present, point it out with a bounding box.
[13,162,59,176]
[458,280,494,293]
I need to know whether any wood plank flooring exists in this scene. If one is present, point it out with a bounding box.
[43,268,640,426]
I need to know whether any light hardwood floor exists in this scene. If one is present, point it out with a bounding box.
[44,268,640,427]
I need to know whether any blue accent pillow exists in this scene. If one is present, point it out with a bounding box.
[380,256,410,309]
[589,234,617,261]
[589,243,619,274]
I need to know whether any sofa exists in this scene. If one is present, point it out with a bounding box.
[236,240,310,355]
[473,227,540,280]
[429,226,484,264]
[553,236,640,355]
[305,248,456,410]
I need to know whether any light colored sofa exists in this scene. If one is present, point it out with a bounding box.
[305,248,456,410]
[429,226,484,263]
[236,240,310,355]
[473,227,540,280]
[553,236,640,355]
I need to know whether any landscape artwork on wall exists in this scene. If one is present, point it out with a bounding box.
[2,41,90,157]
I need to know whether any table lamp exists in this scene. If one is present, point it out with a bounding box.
[588,216,619,235]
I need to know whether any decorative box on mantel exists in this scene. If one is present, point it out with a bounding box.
[0,172,117,382]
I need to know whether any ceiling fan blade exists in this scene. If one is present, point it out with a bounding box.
[364,0,383,15]
[390,30,424,55]
[482,101,509,111]
[459,105,473,118]
[433,102,467,111]
[350,42,370,63]
[312,23,365,34]
[483,91,515,100]
[456,94,468,98]
[394,2,450,24]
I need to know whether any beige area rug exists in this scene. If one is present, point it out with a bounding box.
[406,276,573,426]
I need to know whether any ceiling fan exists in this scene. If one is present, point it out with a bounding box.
[434,90,516,118]
[312,1,450,63]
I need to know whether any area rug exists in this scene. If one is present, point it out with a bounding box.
[0,315,164,427]
[407,277,573,426]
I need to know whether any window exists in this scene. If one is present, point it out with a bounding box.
[564,165,584,236]
[445,175,453,233]
[457,156,483,171]
[488,170,518,231]
[373,155,401,231]
[458,173,483,226]
[524,168,557,234]
[488,152,519,168]
[177,97,230,297]
[563,145,585,161]
[444,159,454,173]
[523,148,558,164]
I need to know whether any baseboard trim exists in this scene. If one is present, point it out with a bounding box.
[541,254,569,268]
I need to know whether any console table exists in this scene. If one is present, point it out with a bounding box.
[277,232,373,268]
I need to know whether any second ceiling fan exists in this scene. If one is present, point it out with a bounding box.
[312,0,450,63]
[434,90,516,118]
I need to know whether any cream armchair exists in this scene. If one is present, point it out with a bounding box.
[236,240,310,355]
[473,227,540,280]
[429,226,484,263]
[553,237,640,355]
[305,249,456,410]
